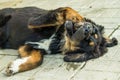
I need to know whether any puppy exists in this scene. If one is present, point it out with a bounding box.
[5,7,118,76]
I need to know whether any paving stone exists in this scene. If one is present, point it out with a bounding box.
[101,45,120,61]
[110,30,120,41]
[35,62,86,80]
[0,49,18,56]
[33,57,64,80]
[0,56,17,71]
[8,75,30,80]
[0,73,12,80]
[71,70,119,80]
[83,59,120,73]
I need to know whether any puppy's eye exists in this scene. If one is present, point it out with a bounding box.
[86,25,91,29]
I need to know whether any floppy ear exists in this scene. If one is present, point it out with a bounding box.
[97,25,104,34]
[0,14,11,27]
[28,7,83,29]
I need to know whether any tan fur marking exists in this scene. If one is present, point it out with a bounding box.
[56,7,83,25]
[63,34,80,54]
[62,35,70,54]
[64,7,83,22]
[28,7,84,29]
[94,34,98,39]
[104,36,111,43]
[19,50,42,72]
[18,45,30,57]
[89,41,95,46]
[28,23,60,29]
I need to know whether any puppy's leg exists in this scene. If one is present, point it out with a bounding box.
[6,45,43,76]
[64,52,94,62]
[18,45,32,57]
[63,46,104,62]
[63,48,95,62]
[103,36,118,47]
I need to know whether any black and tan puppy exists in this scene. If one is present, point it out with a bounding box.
[5,7,118,76]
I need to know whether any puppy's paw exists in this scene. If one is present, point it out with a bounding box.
[6,62,18,76]
[112,37,118,45]
[64,53,88,62]
[6,57,29,76]
[106,37,118,47]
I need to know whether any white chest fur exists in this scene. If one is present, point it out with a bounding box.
[25,34,55,54]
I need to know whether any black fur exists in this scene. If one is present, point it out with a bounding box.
[0,7,59,49]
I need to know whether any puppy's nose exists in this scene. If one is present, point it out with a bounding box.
[84,26,90,34]
[85,28,89,32]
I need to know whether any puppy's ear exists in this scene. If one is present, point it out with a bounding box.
[84,18,105,34]
[0,14,11,27]
[97,25,104,34]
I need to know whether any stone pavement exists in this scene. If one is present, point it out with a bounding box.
[0,0,120,80]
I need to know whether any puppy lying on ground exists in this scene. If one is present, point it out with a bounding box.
[5,7,118,76]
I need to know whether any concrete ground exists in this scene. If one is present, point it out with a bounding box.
[0,0,120,80]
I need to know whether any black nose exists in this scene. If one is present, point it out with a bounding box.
[85,29,89,32]
[84,26,90,34]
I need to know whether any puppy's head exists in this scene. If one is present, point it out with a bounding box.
[28,7,83,30]
[64,21,98,51]
[64,21,98,45]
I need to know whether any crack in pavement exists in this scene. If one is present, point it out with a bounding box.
[108,25,120,37]
[69,62,87,80]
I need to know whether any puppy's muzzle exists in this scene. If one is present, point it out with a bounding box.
[64,21,86,41]
[83,23,93,35]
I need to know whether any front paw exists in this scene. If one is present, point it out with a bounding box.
[112,37,118,45]
[64,53,89,62]
[106,37,118,47]
[6,62,18,76]
[5,58,27,76]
